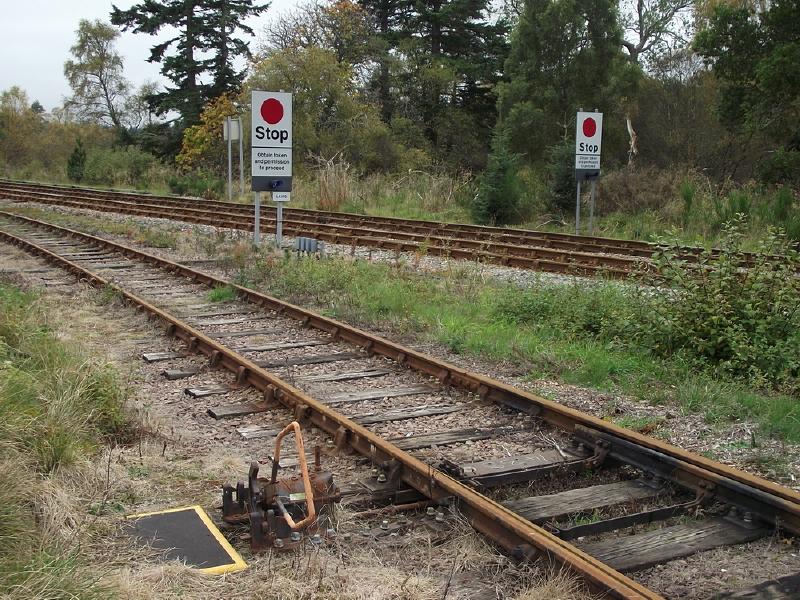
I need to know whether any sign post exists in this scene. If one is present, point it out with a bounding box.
[223,117,242,201]
[237,117,244,195]
[251,91,292,246]
[575,111,603,234]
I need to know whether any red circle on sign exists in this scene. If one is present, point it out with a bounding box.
[260,98,284,125]
[582,117,597,138]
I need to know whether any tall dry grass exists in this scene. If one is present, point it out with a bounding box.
[0,281,131,598]
[315,154,352,211]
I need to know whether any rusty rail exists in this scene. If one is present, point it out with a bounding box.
[0,185,641,278]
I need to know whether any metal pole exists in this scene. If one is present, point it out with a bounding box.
[227,117,233,201]
[589,179,597,235]
[276,195,283,246]
[254,192,261,246]
[575,180,582,235]
[238,117,244,195]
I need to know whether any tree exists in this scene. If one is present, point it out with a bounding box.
[0,87,45,167]
[358,0,413,120]
[620,0,693,68]
[694,0,800,149]
[472,131,523,224]
[111,0,269,126]
[497,0,627,164]
[176,93,237,172]
[402,0,509,157]
[616,0,693,163]
[247,47,402,172]
[262,0,374,67]
[66,138,87,182]
[30,101,45,114]
[63,19,131,132]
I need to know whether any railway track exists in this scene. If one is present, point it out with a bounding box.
[1,209,798,598]
[0,179,665,278]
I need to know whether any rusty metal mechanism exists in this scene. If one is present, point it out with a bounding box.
[222,421,341,551]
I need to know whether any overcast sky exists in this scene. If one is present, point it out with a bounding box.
[0,0,296,112]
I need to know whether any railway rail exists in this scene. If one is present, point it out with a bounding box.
[0,179,682,277]
[1,209,798,599]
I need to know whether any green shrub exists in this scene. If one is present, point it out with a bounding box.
[206,284,237,303]
[168,170,225,199]
[83,145,160,188]
[545,140,576,213]
[757,149,800,185]
[472,131,524,225]
[493,281,631,341]
[633,219,800,388]
[66,138,86,183]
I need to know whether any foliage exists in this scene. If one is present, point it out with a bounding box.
[497,0,629,165]
[248,46,407,173]
[695,0,800,153]
[66,138,87,183]
[206,285,237,302]
[63,19,131,134]
[545,140,576,212]
[82,145,163,188]
[472,131,524,224]
[263,0,375,66]
[167,170,226,198]
[633,219,800,388]
[111,0,268,126]
[757,149,800,186]
[176,93,238,172]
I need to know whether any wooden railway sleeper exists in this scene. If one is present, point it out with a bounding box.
[549,482,714,541]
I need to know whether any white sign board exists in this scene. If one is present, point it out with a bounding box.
[575,111,602,177]
[223,117,240,141]
[273,192,290,202]
[251,91,292,192]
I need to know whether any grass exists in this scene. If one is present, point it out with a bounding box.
[206,284,237,303]
[228,252,799,443]
[0,281,131,597]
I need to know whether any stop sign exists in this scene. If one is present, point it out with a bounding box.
[575,111,603,175]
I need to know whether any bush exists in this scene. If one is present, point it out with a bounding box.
[545,140,576,212]
[167,170,225,199]
[66,138,86,183]
[315,154,351,211]
[472,131,523,225]
[83,145,160,188]
[598,166,685,214]
[632,219,800,388]
[757,149,800,186]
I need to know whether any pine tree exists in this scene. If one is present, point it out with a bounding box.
[497,0,625,163]
[358,0,412,121]
[66,138,87,183]
[472,131,523,224]
[407,0,508,143]
[110,0,268,126]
